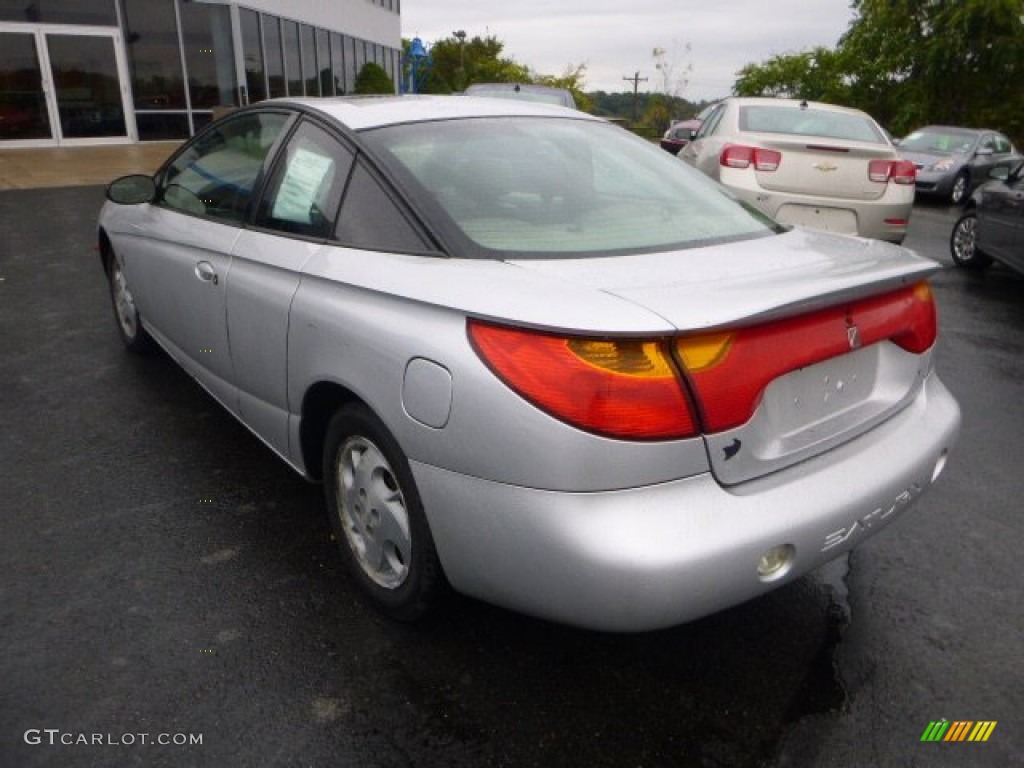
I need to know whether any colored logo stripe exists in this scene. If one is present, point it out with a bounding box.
[968,722,997,742]
[921,721,997,742]
[944,721,973,741]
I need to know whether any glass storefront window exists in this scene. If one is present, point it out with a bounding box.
[263,15,284,99]
[330,33,345,95]
[121,0,186,110]
[283,19,301,96]
[300,23,316,96]
[0,31,50,140]
[179,0,235,108]
[240,8,265,104]
[316,27,330,96]
[353,38,365,89]
[135,111,188,140]
[0,0,117,25]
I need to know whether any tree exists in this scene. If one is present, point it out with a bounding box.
[636,42,694,136]
[354,62,395,95]
[653,42,692,101]
[412,33,531,94]
[734,47,848,103]
[533,62,592,112]
[734,0,1024,143]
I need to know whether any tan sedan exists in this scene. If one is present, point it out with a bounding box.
[680,97,915,243]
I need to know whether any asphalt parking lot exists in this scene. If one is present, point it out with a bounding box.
[1,187,1021,767]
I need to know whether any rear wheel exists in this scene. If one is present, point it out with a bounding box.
[107,252,154,353]
[949,210,992,270]
[323,404,444,621]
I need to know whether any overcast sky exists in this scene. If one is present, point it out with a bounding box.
[401,1,857,102]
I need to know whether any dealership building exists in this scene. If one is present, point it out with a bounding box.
[0,0,402,146]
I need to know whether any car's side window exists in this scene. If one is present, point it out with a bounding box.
[161,112,289,222]
[254,121,354,239]
[696,104,725,139]
[334,161,430,253]
[994,134,1012,154]
[979,134,996,152]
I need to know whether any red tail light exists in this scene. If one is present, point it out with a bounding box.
[720,144,782,172]
[470,282,936,439]
[468,322,698,440]
[869,159,916,185]
[676,282,936,432]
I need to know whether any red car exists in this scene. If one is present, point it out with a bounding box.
[660,104,717,154]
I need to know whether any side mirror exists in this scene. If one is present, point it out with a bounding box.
[975,147,994,157]
[106,174,156,205]
[689,129,698,140]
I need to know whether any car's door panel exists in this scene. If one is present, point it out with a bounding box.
[226,119,355,459]
[126,206,239,408]
[981,177,1024,267]
[138,110,292,413]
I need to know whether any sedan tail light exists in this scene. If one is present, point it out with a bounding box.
[720,144,782,172]
[469,283,935,440]
[869,159,916,185]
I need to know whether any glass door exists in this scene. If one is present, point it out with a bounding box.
[0,25,134,146]
[44,32,127,140]
[0,31,53,141]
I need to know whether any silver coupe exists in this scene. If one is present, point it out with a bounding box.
[99,96,960,631]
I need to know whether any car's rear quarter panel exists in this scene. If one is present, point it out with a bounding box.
[286,246,713,492]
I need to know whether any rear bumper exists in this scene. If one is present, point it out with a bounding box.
[413,373,959,632]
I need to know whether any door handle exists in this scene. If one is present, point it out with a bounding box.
[194,261,218,285]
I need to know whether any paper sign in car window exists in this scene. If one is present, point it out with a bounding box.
[272,148,335,224]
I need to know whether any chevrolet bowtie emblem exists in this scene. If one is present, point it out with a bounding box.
[814,162,838,172]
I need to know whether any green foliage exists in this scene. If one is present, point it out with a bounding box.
[588,91,709,136]
[533,63,592,112]
[354,62,395,95]
[403,34,592,111]
[734,47,848,103]
[408,34,531,94]
[734,0,1024,144]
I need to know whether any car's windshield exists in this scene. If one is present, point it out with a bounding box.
[739,105,884,143]
[898,128,977,155]
[362,117,778,258]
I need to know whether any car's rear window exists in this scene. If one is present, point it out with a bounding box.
[361,117,778,259]
[898,128,977,154]
[739,105,884,143]
[465,86,573,108]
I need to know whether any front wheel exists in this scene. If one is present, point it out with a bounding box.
[323,404,445,621]
[107,252,154,353]
[949,210,992,270]
[949,171,969,206]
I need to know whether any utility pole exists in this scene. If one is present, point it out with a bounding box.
[623,71,648,125]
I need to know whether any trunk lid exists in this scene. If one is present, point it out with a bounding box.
[507,228,940,484]
[742,135,898,201]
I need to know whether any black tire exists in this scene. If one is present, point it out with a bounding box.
[949,210,992,270]
[107,251,155,354]
[322,404,445,621]
[949,171,969,206]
